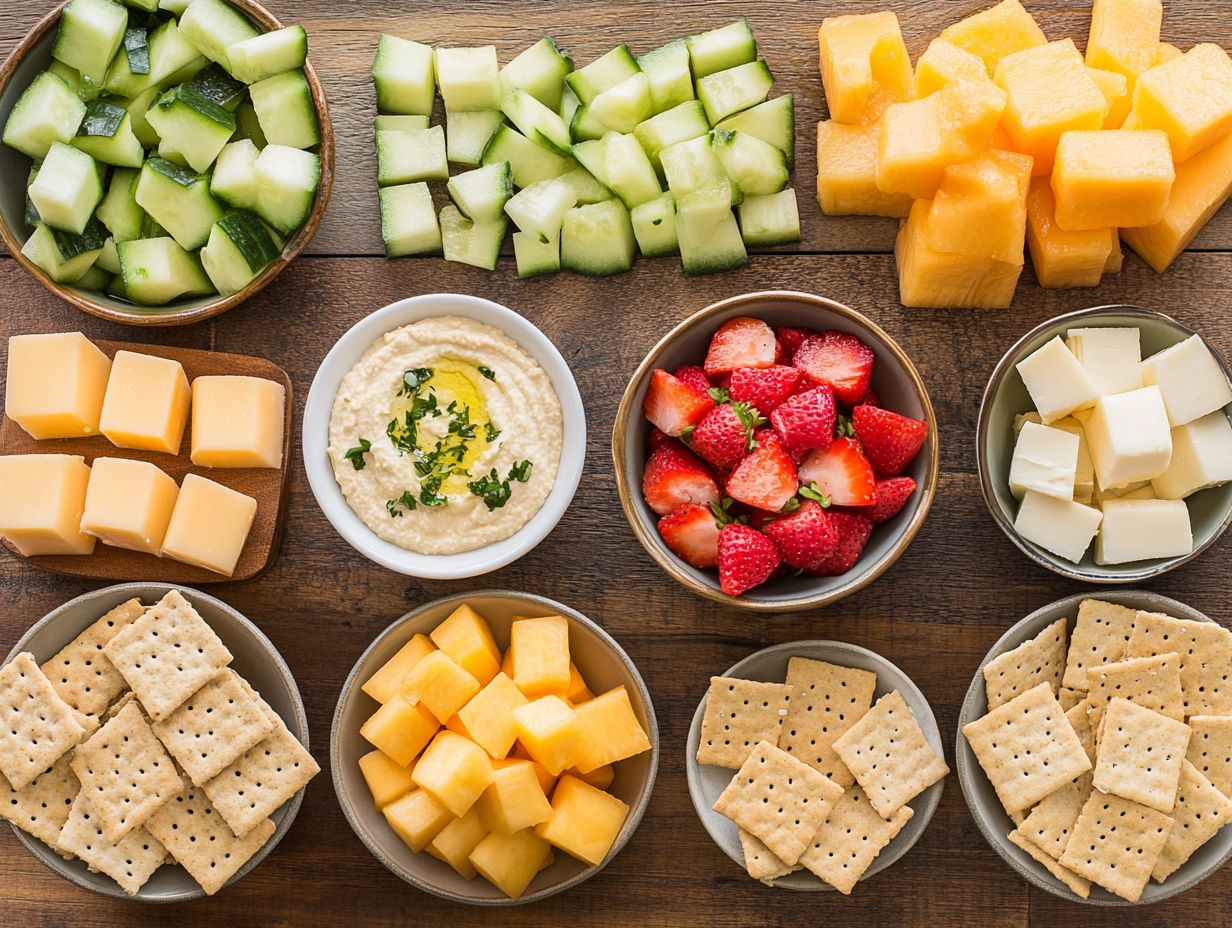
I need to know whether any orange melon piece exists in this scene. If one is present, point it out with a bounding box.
[358,749,417,810]
[360,694,440,767]
[571,685,652,774]
[510,615,571,697]
[914,38,987,98]
[925,150,1033,264]
[535,774,630,867]
[430,603,502,686]
[457,671,528,760]
[402,650,481,723]
[1154,43,1183,66]
[1133,44,1232,162]
[468,829,553,899]
[939,0,1047,77]
[476,760,553,835]
[412,730,495,817]
[816,120,912,217]
[1025,176,1115,287]
[1051,129,1175,229]
[383,789,453,853]
[426,807,486,880]
[818,11,914,125]
[511,694,593,776]
[1105,233,1125,273]
[1085,0,1163,80]
[361,634,436,704]
[1087,67,1132,128]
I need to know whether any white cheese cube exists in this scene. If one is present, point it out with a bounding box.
[1095,499,1193,565]
[1066,327,1142,396]
[1140,334,1232,426]
[1152,411,1232,500]
[1085,386,1173,491]
[1009,422,1079,500]
[1012,412,1043,434]
[1094,478,1152,503]
[1051,417,1095,503]
[1015,336,1099,423]
[1014,491,1103,564]
[1118,484,1157,500]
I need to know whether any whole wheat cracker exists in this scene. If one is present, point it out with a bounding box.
[775,657,876,787]
[983,618,1067,710]
[1092,698,1190,814]
[1062,599,1137,691]
[1126,611,1232,717]
[798,785,914,895]
[0,752,80,855]
[56,792,167,895]
[1186,715,1232,799]
[1007,828,1091,899]
[40,599,144,717]
[737,828,799,882]
[1059,792,1174,902]
[0,653,87,790]
[697,677,793,770]
[1152,760,1232,883]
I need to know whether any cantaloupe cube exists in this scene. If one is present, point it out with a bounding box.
[1133,44,1232,161]
[402,650,481,723]
[469,828,553,899]
[360,694,440,767]
[568,763,616,790]
[1087,67,1132,128]
[430,604,501,685]
[995,40,1109,175]
[914,38,988,97]
[477,760,553,834]
[362,634,436,704]
[535,775,630,867]
[818,11,914,125]
[1026,176,1114,287]
[500,646,514,677]
[895,199,1023,308]
[383,788,453,853]
[564,663,594,705]
[412,731,495,817]
[572,685,652,774]
[426,806,486,880]
[457,672,529,760]
[1154,43,1183,66]
[924,150,1032,264]
[510,616,571,697]
[988,121,1017,152]
[1105,233,1125,273]
[1121,127,1232,271]
[512,695,593,776]
[816,121,912,217]
[358,749,418,809]
[1085,0,1163,80]
[939,0,1047,77]
[500,753,558,796]
[1052,129,1175,229]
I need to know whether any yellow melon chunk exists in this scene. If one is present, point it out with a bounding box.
[988,121,1017,151]
[818,11,914,125]
[568,763,615,790]
[468,828,553,899]
[816,121,912,217]
[500,645,514,677]
[430,604,502,686]
[1087,67,1132,128]
[564,663,594,704]
[924,150,1033,264]
[914,38,988,97]
[360,694,440,767]
[535,774,630,867]
[572,685,652,774]
[510,615,571,697]
[402,650,481,723]
[501,752,558,796]
[426,806,486,880]
[512,695,593,776]
[1154,43,1182,66]
[939,0,1047,77]
[457,672,529,760]
[412,730,495,817]
[361,634,436,704]
[1026,176,1115,287]
[358,749,418,810]
[1085,0,1163,80]
[383,788,453,853]
[1105,232,1125,273]
[477,760,553,835]
[1133,44,1232,161]
[1052,129,1175,229]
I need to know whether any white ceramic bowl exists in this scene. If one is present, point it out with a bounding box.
[303,294,586,578]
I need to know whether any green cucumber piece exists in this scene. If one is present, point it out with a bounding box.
[502,88,571,154]
[226,25,307,84]
[146,86,236,173]
[501,38,573,112]
[249,70,319,149]
[72,100,144,168]
[157,137,189,167]
[24,168,41,227]
[27,142,104,234]
[96,236,122,273]
[445,110,503,166]
[184,62,246,112]
[440,204,507,270]
[715,95,794,165]
[638,39,695,114]
[199,209,280,295]
[513,231,559,278]
[482,125,572,189]
[134,157,223,250]
[159,0,190,11]
[568,105,609,142]
[687,19,757,79]
[631,194,679,257]
[95,167,145,241]
[565,45,639,106]
[569,137,609,185]
[53,0,129,85]
[560,85,580,125]
[558,166,611,204]
[75,263,111,290]
[379,182,441,257]
[117,236,214,304]
[233,100,265,146]
[210,138,260,208]
[561,200,634,276]
[603,131,661,208]
[122,85,162,147]
[21,219,107,283]
[106,19,205,97]
[447,161,513,222]
[503,177,576,240]
[253,144,319,235]
[124,25,150,75]
[590,72,653,133]
[634,100,710,174]
[2,72,86,159]
[660,135,736,203]
[435,46,501,112]
[710,128,788,196]
[737,188,800,246]
[676,184,746,274]
[696,60,774,125]
[376,115,429,132]
[377,126,448,186]
[372,34,435,116]
[178,0,259,73]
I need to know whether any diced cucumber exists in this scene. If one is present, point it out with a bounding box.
[687,19,757,79]
[2,72,86,160]
[513,231,559,278]
[502,88,571,155]
[561,200,634,276]
[158,137,189,167]
[253,144,319,235]
[47,60,82,91]
[106,271,127,298]
[603,131,661,208]
[570,137,609,185]
[504,177,576,240]
[249,70,319,149]
[28,142,104,234]
[226,25,307,84]
[638,39,695,114]
[568,105,608,142]
[440,204,507,270]
[178,0,259,74]
[379,182,441,257]
[96,235,122,272]
[710,128,788,195]
[233,100,265,146]
[558,166,611,205]
[716,95,794,165]
[123,85,162,147]
[72,100,144,167]
[122,0,159,10]
[696,60,774,125]
[590,72,653,133]
[447,161,513,222]
[559,85,580,125]
[376,114,429,132]
[737,188,800,246]
[372,35,435,116]
[117,236,214,304]
[75,264,111,290]
[435,46,501,112]
[24,168,40,227]
[159,0,190,12]
[95,167,145,241]
[482,125,572,188]
[660,135,736,203]
[184,63,246,111]
[53,0,128,85]
[141,211,168,238]
[134,157,223,249]
[211,138,259,208]
[21,219,108,283]
[631,194,679,257]
[377,126,448,186]
[445,110,503,166]
[634,100,710,173]
[106,19,205,97]
[565,45,639,106]
[124,25,150,76]
[146,86,236,172]
[199,209,280,295]
[676,184,746,274]
[501,38,573,112]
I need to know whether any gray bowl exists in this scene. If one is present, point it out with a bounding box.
[977,305,1232,583]
[685,640,946,890]
[4,582,311,902]
[956,589,1232,905]
[330,591,659,905]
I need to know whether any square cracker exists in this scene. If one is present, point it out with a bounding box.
[832,690,949,818]
[71,701,184,843]
[1086,652,1185,722]
[0,752,80,854]
[1186,715,1232,798]
[0,653,87,790]
[1007,829,1091,899]
[1127,611,1232,717]
[738,829,799,882]
[799,786,914,895]
[103,590,233,722]
[1092,698,1190,813]
[152,669,274,787]
[56,792,166,896]
[776,657,876,786]
[1017,775,1092,860]
[1153,760,1232,883]
[962,683,1092,814]
[146,787,277,895]
[1059,792,1174,902]
[1062,599,1137,691]
[983,618,1067,710]
[1058,687,1084,712]
[697,677,793,770]
[1067,701,1096,763]
[713,740,843,867]
[40,599,144,717]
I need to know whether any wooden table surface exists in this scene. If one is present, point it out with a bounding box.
[3,1,1232,926]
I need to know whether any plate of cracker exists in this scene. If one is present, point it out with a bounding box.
[957,590,1232,905]
[0,583,319,900]
[686,641,949,893]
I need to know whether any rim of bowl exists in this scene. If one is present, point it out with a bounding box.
[4,581,310,903]
[975,304,1232,584]
[954,589,1230,906]
[611,289,940,612]
[329,589,660,906]
[0,0,335,327]
[301,294,587,579]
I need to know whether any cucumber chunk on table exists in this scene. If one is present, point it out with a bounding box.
[249,70,319,149]
[736,188,800,246]
[445,110,503,166]
[504,177,576,241]
[603,131,661,208]
[377,125,448,186]
[134,156,223,250]
[53,0,129,85]
[178,0,259,73]
[21,219,108,283]
[379,182,441,257]
[637,39,695,114]
[590,72,653,134]
[482,125,572,189]
[568,105,609,143]
[447,161,513,222]
[253,144,319,236]
[500,37,572,112]
[372,34,435,116]
[660,135,736,203]
[226,25,308,84]
[569,137,609,186]
[687,20,757,79]
[715,95,794,164]
[145,85,236,172]
[561,200,634,276]
[28,142,104,235]
[210,138,260,208]
[565,44,639,106]
[440,204,507,270]
[435,46,501,112]
[631,194,679,257]
[634,100,710,174]
[557,167,611,205]
[502,88,572,155]
[696,59,774,124]
[2,72,86,160]
[117,235,214,303]
[676,184,747,275]
[513,231,560,278]
[96,167,146,241]
[710,128,788,196]
[199,209,280,294]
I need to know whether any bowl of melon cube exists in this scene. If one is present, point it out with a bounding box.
[331,592,659,904]
[0,0,332,325]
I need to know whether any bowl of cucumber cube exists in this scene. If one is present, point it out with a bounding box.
[0,0,331,325]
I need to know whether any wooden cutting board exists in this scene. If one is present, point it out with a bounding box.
[0,340,293,583]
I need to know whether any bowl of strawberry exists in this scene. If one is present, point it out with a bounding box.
[613,291,939,611]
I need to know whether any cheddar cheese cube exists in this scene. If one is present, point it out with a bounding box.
[535,774,630,867]
[0,454,95,556]
[815,121,912,218]
[913,38,987,97]
[572,686,652,774]
[426,806,486,879]
[468,828,553,899]
[190,375,286,469]
[938,0,1047,76]
[359,749,418,809]
[412,731,494,817]
[430,604,501,686]
[1085,0,1163,80]
[476,760,553,834]
[510,615,571,697]
[511,695,592,776]
[817,11,914,125]
[361,634,436,704]
[1052,129,1175,230]
[1025,176,1114,288]
[160,473,258,576]
[80,456,179,555]
[383,788,453,853]
[98,350,191,454]
[1133,43,1232,162]
[360,694,440,767]
[4,332,111,439]
[403,650,482,723]
[457,672,528,760]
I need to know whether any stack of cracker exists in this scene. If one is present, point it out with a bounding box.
[0,589,319,896]
[697,656,949,893]
[963,600,1232,903]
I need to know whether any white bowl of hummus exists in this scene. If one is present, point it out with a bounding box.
[303,294,585,578]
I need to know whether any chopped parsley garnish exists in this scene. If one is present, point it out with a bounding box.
[484,422,501,442]
[508,460,533,482]
[385,490,416,517]
[344,438,370,470]
[478,366,496,381]
[468,469,514,511]
[397,367,432,396]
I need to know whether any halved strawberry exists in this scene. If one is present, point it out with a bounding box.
[658,503,723,568]
[643,441,721,515]
[674,364,713,397]
[857,386,881,408]
[725,430,799,513]
[643,368,715,436]
[762,500,839,570]
[792,331,875,406]
[717,524,781,596]
[647,427,672,450]
[728,365,803,414]
[851,405,928,476]
[770,385,837,458]
[691,401,765,469]
[869,476,916,523]
[798,437,877,506]
[806,512,874,577]
[704,317,777,376]
[775,326,810,362]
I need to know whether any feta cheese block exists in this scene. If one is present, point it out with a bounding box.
[1009,421,1079,499]
[160,474,257,576]
[1014,491,1103,563]
[1065,327,1142,396]
[0,454,96,556]
[1140,334,1232,426]
[1095,498,1193,565]
[80,457,179,555]
[190,375,286,469]
[1152,411,1232,500]
[98,351,191,454]
[1084,386,1173,491]
[1015,335,1099,423]
[4,332,111,439]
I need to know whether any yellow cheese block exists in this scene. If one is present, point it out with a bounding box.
[383,788,453,854]
[511,695,592,776]
[80,457,179,555]
[1133,43,1232,162]
[412,730,495,817]
[476,760,553,835]
[4,333,111,439]
[1154,43,1183,66]
[914,38,988,97]
[426,806,486,879]
[457,672,529,760]
[1026,176,1115,288]
[360,694,440,767]
[535,774,630,867]
[361,633,436,704]
[1085,0,1163,80]
[190,375,285,468]
[1087,66,1133,128]
[403,650,482,723]
[817,11,914,125]
[938,0,1047,76]
[1051,129,1176,230]
[510,615,571,697]
[572,685,652,774]
[358,749,417,810]
[468,828,553,899]
[159,473,257,576]
[430,604,501,686]
[98,350,191,454]
[0,454,95,556]
[815,120,912,218]
[924,150,1032,265]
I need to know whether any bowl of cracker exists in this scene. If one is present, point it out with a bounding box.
[0,582,319,901]
[956,590,1232,905]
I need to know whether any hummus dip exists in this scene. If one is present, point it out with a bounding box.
[327,316,563,555]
